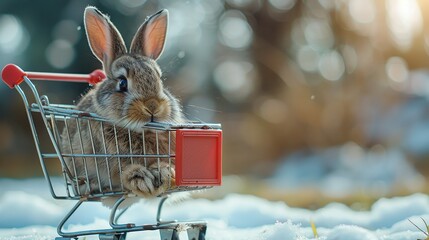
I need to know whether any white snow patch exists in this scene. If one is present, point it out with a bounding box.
[1,178,429,240]
[270,143,425,197]
[0,191,63,228]
[326,225,378,240]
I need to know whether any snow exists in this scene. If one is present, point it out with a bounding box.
[1,178,429,239]
[0,191,63,228]
[270,142,425,197]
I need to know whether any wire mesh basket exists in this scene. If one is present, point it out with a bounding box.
[2,64,222,240]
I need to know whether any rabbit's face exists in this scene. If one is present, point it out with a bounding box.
[84,7,176,130]
[94,55,172,130]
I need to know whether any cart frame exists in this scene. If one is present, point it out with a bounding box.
[1,64,222,240]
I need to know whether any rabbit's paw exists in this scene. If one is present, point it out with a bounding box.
[150,166,174,189]
[122,164,158,197]
[122,164,175,197]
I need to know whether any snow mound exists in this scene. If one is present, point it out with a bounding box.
[0,191,63,228]
[270,142,425,197]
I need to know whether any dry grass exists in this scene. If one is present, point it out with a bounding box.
[409,218,429,240]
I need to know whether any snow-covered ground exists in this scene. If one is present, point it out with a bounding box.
[270,142,425,198]
[0,178,429,240]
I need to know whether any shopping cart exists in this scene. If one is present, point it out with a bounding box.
[1,64,222,240]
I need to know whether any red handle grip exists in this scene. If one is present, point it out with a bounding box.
[1,64,106,89]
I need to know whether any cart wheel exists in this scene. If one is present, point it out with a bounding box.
[160,229,180,240]
[99,233,127,240]
[187,225,207,240]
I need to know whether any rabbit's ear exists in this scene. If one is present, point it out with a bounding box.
[130,9,168,60]
[84,7,126,72]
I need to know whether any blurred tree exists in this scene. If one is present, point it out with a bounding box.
[1,0,429,181]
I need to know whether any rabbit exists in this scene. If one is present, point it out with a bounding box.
[61,6,184,200]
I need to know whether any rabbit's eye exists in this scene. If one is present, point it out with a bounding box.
[117,78,128,92]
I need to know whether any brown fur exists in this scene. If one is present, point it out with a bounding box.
[61,7,183,198]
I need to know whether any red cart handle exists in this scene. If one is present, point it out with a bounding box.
[1,64,106,89]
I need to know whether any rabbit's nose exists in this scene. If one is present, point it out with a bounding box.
[144,98,160,114]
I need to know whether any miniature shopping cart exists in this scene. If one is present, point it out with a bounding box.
[1,64,222,240]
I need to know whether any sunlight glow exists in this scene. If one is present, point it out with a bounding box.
[386,0,422,51]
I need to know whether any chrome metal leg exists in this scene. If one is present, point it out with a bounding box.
[57,200,84,237]
[56,197,208,239]
[99,233,127,240]
[187,224,207,240]
[159,228,180,240]
[157,196,168,223]
[114,206,130,224]
[157,195,177,224]
[109,196,135,229]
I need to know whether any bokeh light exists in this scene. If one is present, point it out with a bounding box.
[386,0,422,50]
[0,15,29,55]
[257,98,287,124]
[348,0,376,24]
[268,0,296,11]
[297,46,319,72]
[341,45,358,74]
[213,60,255,102]
[318,50,345,81]
[52,20,81,45]
[304,19,334,50]
[386,57,408,83]
[45,40,75,69]
[226,0,256,9]
[218,10,253,50]
[119,0,147,8]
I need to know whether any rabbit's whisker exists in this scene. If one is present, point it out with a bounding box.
[187,104,222,113]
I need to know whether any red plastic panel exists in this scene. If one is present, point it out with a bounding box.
[175,129,222,186]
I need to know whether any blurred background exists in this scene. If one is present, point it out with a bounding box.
[1,0,429,209]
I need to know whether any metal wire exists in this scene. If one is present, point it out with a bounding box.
[87,120,102,193]
[113,124,123,191]
[8,71,221,239]
[155,130,161,187]
[128,128,134,165]
[100,121,114,192]
[15,77,220,200]
[64,118,80,196]
[76,118,91,193]
[142,129,147,167]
